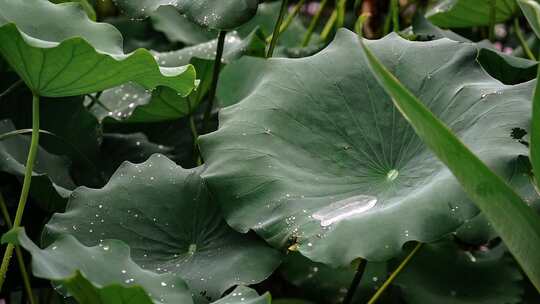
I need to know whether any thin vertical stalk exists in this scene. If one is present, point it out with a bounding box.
[336,0,347,29]
[267,0,305,44]
[187,98,201,166]
[367,243,423,304]
[342,259,367,304]
[489,0,497,41]
[321,10,338,41]
[354,13,370,36]
[202,30,227,132]
[514,18,536,60]
[0,93,40,291]
[267,0,290,58]
[0,192,35,304]
[302,0,329,47]
[382,9,392,35]
[391,0,399,32]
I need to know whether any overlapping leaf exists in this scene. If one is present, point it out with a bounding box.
[113,0,260,30]
[213,286,271,304]
[0,120,74,210]
[44,154,282,302]
[199,30,533,266]
[92,30,265,123]
[0,0,195,97]
[426,0,518,28]
[151,6,217,45]
[412,14,538,85]
[3,227,193,304]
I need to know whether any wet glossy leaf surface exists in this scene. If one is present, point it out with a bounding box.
[3,227,193,304]
[200,30,532,266]
[112,0,260,30]
[44,154,282,302]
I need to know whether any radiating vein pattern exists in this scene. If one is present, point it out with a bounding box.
[199,30,532,266]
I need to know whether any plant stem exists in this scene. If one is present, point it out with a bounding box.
[488,0,497,42]
[336,0,347,29]
[302,0,329,47]
[391,0,399,32]
[187,98,201,166]
[202,30,227,132]
[267,0,305,44]
[267,0,290,58]
[0,192,35,304]
[355,12,370,36]
[321,10,338,41]
[0,79,23,100]
[514,18,536,61]
[367,243,423,304]
[342,259,367,304]
[0,93,40,291]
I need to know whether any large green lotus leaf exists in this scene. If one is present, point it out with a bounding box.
[44,154,282,302]
[395,240,524,304]
[112,0,259,30]
[151,6,217,45]
[0,0,195,97]
[0,119,75,210]
[281,252,387,304]
[426,0,518,28]
[92,31,265,123]
[3,227,193,304]
[199,30,532,266]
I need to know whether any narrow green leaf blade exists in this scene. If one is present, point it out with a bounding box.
[532,66,540,197]
[359,36,540,291]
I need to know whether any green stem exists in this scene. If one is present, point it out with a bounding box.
[267,0,305,44]
[355,12,370,36]
[187,98,201,166]
[267,0,290,58]
[321,10,338,41]
[0,79,23,100]
[302,0,329,47]
[391,0,399,32]
[0,192,35,304]
[367,243,423,304]
[203,30,227,132]
[489,0,497,42]
[514,18,536,61]
[336,0,347,29]
[0,93,40,291]
[342,259,367,304]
